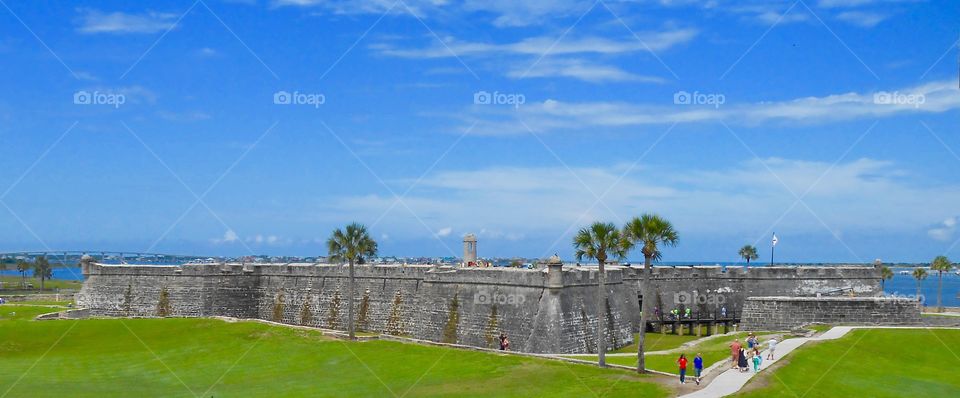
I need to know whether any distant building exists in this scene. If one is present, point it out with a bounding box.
[463,233,477,266]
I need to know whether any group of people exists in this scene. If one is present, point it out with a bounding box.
[675,353,704,385]
[730,333,777,373]
[498,332,510,351]
[676,333,781,386]
[655,306,730,320]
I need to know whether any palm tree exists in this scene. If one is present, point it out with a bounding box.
[930,255,953,313]
[879,265,893,291]
[0,259,6,289]
[738,245,759,266]
[573,222,627,367]
[33,255,53,291]
[327,223,378,339]
[622,214,678,374]
[15,259,30,288]
[912,268,928,300]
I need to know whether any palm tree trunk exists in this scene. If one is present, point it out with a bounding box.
[637,256,651,373]
[597,260,606,367]
[348,259,356,339]
[916,280,921,298]
[937,272,944,313]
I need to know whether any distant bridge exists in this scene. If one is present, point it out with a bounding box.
[0,251,216,266]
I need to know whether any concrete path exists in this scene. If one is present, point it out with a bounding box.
[679,326,960,398]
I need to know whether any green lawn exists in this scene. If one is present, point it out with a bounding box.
[610,332,701,353]
[735,329,960,397]
[571,332,782,374]
[0,306,670,397]
[0,276,83,291]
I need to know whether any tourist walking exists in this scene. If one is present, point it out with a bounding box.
[677,354,688,384]
[737,347,748,372]
[721,306,727,318]
[693,353,704,385]
[752,348,762,372]
[767,337,778,360]
[746,333,757,349]
[730,339,742,369]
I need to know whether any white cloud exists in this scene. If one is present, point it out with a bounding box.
[212,229,239,244]
[76,9,179,34]
[816,0,912,8]
[274,0,588,27]
[928,216,959,242]
[243,234,292,246]
[374,30,698,58]
[835,10,888,27]
[463,79,960,135]
[435,227,453,237]
[507,58,668,83]
[328,158,960,247]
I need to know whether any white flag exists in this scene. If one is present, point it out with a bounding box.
[772,233,779,247]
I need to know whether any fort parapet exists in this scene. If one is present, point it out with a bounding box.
[77,262,882,354]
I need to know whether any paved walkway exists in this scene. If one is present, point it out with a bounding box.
[679,326,960,398]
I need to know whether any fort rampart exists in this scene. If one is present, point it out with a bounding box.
[77,262,881,354]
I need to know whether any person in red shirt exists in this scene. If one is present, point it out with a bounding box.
[730,339,742,369]
[677,354,688,384]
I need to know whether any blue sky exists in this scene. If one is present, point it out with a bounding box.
[1,0,959,263]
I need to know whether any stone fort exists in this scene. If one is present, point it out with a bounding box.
[76,258,888,354]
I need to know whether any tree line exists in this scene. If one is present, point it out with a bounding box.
[0,255,54,290]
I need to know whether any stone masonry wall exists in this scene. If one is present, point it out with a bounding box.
[620,266,881,327]
[77,263,636,354]
[740,296,922,330]
[77,263,881,353]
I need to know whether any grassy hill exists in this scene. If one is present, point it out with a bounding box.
[0,305,669,397]
[735,328,960,397]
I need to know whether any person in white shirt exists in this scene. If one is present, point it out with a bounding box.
[766,337,778,360]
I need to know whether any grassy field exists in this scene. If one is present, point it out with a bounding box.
[610,332,700,353]
[0,276,82,291]
[570,332,782,374]
[0,306,670,397]
[735,329,960,397]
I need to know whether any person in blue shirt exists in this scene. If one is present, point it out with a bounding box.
[693,353,704,385]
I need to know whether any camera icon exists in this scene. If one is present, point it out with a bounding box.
[474,91,492,105]
[474,290,491,304]
[673,91,691,105]
[673,291,692,305]
[273,91,292,105]
[74,90,92,105]
[873,91,892,105]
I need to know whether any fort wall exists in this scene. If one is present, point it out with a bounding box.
[77,263,881,354]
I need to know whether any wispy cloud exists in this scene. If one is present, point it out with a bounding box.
[374,29,698,58]
[507,58,667,83]
[275,0,589,27]
[835,10,888,27]
[76,9,179,34]
[328,158,960,241]
[928,216,958,242]
[463,79,960,135]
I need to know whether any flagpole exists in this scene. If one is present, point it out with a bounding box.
[771,233,776,266]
